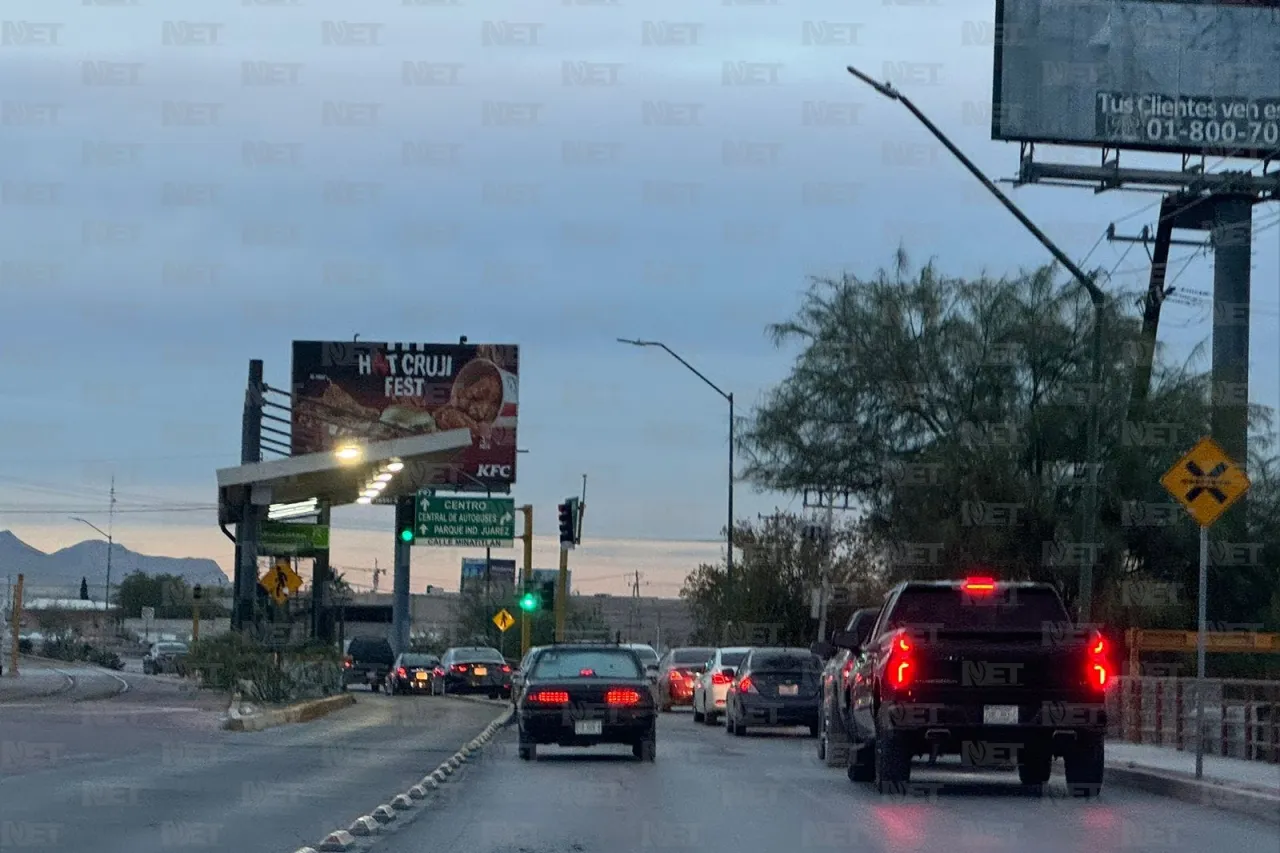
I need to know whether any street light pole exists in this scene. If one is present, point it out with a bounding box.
[617,339,735,584]
[845,66,1108,621]
[70,516,112,609]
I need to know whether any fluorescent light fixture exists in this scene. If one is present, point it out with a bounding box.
[385,460,404,472]
[356,496,372,505]
[268,498,319,520]
[362,488,380,498]
[375,473,393,482]
[370,480,387,491]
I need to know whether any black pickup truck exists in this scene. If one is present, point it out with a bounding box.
[837,578,1113,796]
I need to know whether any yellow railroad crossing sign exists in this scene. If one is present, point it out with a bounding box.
[259,558,303,605]
[493,608,515,632]
[1159,435,1251,528]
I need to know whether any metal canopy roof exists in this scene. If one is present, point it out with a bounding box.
[216,429,474,522]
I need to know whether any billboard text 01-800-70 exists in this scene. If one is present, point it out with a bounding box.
[992,0,1280,158]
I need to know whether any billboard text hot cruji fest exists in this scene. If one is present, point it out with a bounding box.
[290,341,519,491]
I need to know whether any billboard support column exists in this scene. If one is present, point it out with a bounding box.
[1209,194,1254,538]
[233,359,265,633]
[392,495,413,655]
[311,502,332,643]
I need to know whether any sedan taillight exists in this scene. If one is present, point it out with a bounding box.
[343,657,353,669]
[397,667,407,678]
[451,664,468,673]
[528,690,569,704]
[606,689,642,706]
[433,667,445,676]
[711,673,732,685]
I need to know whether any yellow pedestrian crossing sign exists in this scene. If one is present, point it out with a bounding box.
[1159,435,1251,528]
[492,608,515,632]
[259,558,303,605]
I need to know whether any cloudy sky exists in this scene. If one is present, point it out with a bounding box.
[0,0,1276,597]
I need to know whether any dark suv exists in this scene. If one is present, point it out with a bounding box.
[343,636,395,691]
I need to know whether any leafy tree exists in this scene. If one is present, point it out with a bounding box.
[79,577,89,601]
[680,512,886,646]
[737,250,1278,672]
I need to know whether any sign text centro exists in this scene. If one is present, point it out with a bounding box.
[414,494,516,547]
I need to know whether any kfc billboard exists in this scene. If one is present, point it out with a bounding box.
[993,0,1280,157]
[290,341,519,491]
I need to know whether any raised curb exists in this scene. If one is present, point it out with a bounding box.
[1106,764,1280,826]
[308,704,514,850]
[318,830,357,852]
[347,816,380,837]
[223,693,356,732]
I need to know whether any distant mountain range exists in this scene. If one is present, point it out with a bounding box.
[0,530,229,591]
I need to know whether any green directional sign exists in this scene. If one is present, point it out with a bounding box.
[258,521,330,556]
[414,493,516,548]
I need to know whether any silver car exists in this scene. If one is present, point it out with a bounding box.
[142,641,188,675]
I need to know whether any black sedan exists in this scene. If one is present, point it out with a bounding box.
[725,647,823,737]
[517,645,657,762]
[439,646,513,698]
[384,653,443,695]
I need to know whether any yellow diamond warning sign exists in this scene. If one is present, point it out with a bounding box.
[1159,435,1251,528]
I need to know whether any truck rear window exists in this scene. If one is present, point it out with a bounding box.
[885,587,1069,632]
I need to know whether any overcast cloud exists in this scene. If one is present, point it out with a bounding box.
[0,0,1275,592]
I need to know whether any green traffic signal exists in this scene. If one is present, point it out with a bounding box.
[519,592,539,612]
[399,528,414,543]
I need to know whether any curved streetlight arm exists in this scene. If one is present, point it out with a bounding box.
[845,66,1103,303]
[70,516,109,540]
[616,339,731,402]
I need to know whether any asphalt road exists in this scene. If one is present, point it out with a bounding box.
[375,708,1279,853]
[1,680,501,852]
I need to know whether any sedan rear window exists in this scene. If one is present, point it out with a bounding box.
[454,648,504,663]
[672,648,714,665]
[532,650,642,680]
[751,652,821,672]
[401,654,438,667]
[720,651,746,667]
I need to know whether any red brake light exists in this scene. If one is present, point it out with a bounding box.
[397,667,406,678]
[528,690,569,703]
[580,668,596,677]
[451,664,468,672]
[962,577,996,594]
[736,676,756,694]
[886,635,913,689]
[502,665,511,673]
[711,672,732,685]
[841,659,856,679]
[433,667,444,676]
[606,689,641,705]
[343,658,352,669]
[1088,631,1112,690]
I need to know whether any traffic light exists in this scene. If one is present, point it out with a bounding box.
[558,498,579,549]
[540,578,556,613]
[519,590,539,612]
[395,497,415,544]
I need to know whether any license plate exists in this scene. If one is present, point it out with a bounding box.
[473,666,487,676]
[415,672,428,681]
[574,720,603,735]
[983,705,1019,725]
[778,684,799,696]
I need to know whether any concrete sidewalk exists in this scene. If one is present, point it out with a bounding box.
[1106,740,1279,825]
[0,659,72,702]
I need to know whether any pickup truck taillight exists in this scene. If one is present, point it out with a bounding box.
[885,635,913,689]
[1088,632,1112,690]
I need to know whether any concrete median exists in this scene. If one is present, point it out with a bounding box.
[223,692,356,732]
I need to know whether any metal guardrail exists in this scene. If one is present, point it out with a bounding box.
[1107,676,1280,763]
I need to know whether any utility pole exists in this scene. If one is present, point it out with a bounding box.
[630,570,641,642]
[105,477,116,611]
[7,574,22,678]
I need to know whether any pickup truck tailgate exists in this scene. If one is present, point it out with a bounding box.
[912,630,1089,696]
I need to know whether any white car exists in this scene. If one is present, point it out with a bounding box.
[691,647,750,725]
